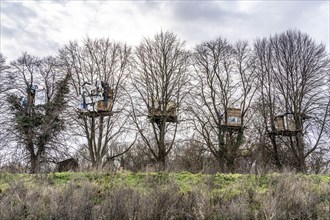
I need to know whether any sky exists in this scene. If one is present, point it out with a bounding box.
[0,0,329,61]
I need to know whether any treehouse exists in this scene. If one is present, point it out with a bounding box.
[21,84,46,107]
[221,108,242,130]
[148,100,178,123]
[274,113,299,136]
[78,81,114,117]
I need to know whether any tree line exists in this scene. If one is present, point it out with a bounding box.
[0,29,329,174]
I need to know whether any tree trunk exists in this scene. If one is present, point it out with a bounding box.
[30,154,41,173]
[157,120,167,171]
[270,134,283,171]
[296,131,306,173]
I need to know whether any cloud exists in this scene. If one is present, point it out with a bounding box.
[1,2,37,39]
[171,2,239,22]
[0,1,329,61]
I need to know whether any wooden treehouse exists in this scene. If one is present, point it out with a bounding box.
[221,108,242,131]
[273,113,301,136]
[78,81,114,117]
[148,100,178,124]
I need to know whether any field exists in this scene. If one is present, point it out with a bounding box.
[0,172,329,219]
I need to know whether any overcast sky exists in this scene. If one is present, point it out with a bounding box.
[1,0,329,61]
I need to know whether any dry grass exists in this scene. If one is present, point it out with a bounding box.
[0,172,329,219]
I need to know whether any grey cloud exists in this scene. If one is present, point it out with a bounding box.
[1,25,16,38]
[4,30,61,61]
[170,1,246,24]
[164,1,329,49]
[162,2,250,45]
[247,1,329,42]
[52,0,70,6]
[1,2,38,41]
[1,1,70,60]
[0,0,328,61]
[1,1,37,19]
[133,1,163,11]
[1,2,37,32]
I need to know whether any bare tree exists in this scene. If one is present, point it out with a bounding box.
[6,53,70,173]
[60,38,135,169]
[0,53,7,71]
[191,37,256,173]
[130,31,191,171]
[0,53,11,94]
[0,53,12,167]
[254,30,330,173]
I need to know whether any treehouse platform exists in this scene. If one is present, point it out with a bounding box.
[270,129,302,137]
[220,124,242,131]
[78,110,113,117]
[148,114,178,123]
[148,100,178,123]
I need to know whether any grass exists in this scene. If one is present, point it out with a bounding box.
[1,171,329,194]
[0,171,329,219]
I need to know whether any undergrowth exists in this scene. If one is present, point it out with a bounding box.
[0,172,329,219]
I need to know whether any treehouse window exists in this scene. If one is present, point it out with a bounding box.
[227,116,241,124]
[225,108,242,127]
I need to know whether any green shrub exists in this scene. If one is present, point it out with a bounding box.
[0,172,329,219]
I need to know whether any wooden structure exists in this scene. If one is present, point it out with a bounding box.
[273,113,299,136]
[79,110,113,117]
[148,100,178,123]
[221,108,242,131]
[97,88,113,112]
[78,81,114,117]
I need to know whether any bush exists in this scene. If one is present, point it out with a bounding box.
[0,172,329,219]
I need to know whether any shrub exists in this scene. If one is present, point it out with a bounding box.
[0,172,329,219]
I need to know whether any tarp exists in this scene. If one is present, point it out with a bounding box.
[34,89,46,105]
[79,81,111,112]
